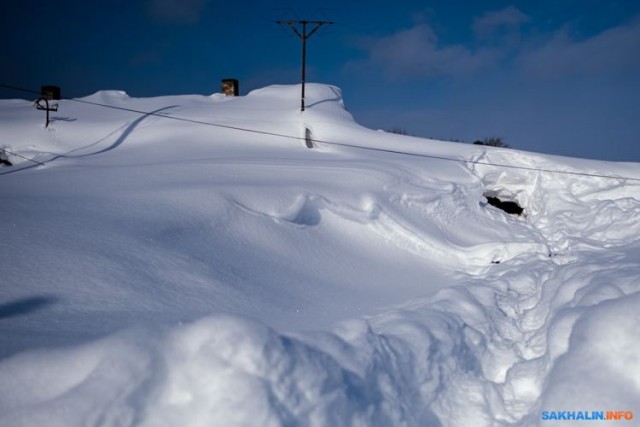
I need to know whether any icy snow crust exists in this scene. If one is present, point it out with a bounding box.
[1,84,639,426]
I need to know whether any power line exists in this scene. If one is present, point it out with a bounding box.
[1,83,640,183]
[0,84,308,141]
[317,140,640,182]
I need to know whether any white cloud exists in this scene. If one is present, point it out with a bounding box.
[361,24,499,79]
[472,6,529,39]
[147,0,211,24]
[352,9,640,83]
[352,7,530,80]
[518,17,640,78]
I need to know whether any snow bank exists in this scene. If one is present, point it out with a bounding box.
[0,316,432,427]
[3,246,637,427]
[1,84,639,426]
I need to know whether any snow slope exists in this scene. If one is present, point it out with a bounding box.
[1,84,639,426]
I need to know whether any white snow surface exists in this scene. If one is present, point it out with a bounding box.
[1,84,639,426]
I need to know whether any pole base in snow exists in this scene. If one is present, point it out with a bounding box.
[305,128,314,149]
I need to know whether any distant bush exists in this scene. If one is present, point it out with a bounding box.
[473,137,510,148]
[387,126,410,135]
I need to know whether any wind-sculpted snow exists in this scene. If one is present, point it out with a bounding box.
[1,84,639,426]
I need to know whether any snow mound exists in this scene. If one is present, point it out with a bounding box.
[80,90,131,102]
[1,84,640,426]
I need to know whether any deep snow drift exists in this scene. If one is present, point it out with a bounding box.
[1,84,639,426]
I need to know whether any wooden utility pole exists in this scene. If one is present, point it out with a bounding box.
[34,98,58,128]
[275,20,333,112]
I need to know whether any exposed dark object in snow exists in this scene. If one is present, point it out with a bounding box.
[41,85,61,100]
[0,149,12,166]
[221,79,239,96]
[305,127,314,149]
[485,196,523,216]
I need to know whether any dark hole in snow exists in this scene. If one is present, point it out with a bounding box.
[485,196,523,216]
[0,150,12,166]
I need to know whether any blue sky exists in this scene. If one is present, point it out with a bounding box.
[2,0,639,161]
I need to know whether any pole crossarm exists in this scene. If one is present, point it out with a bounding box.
[275,19,333,111]
[276,20,334,40]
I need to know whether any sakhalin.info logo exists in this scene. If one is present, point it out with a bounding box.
[541,411,634,421]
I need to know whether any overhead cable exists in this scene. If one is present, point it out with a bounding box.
[1,83,639,182]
